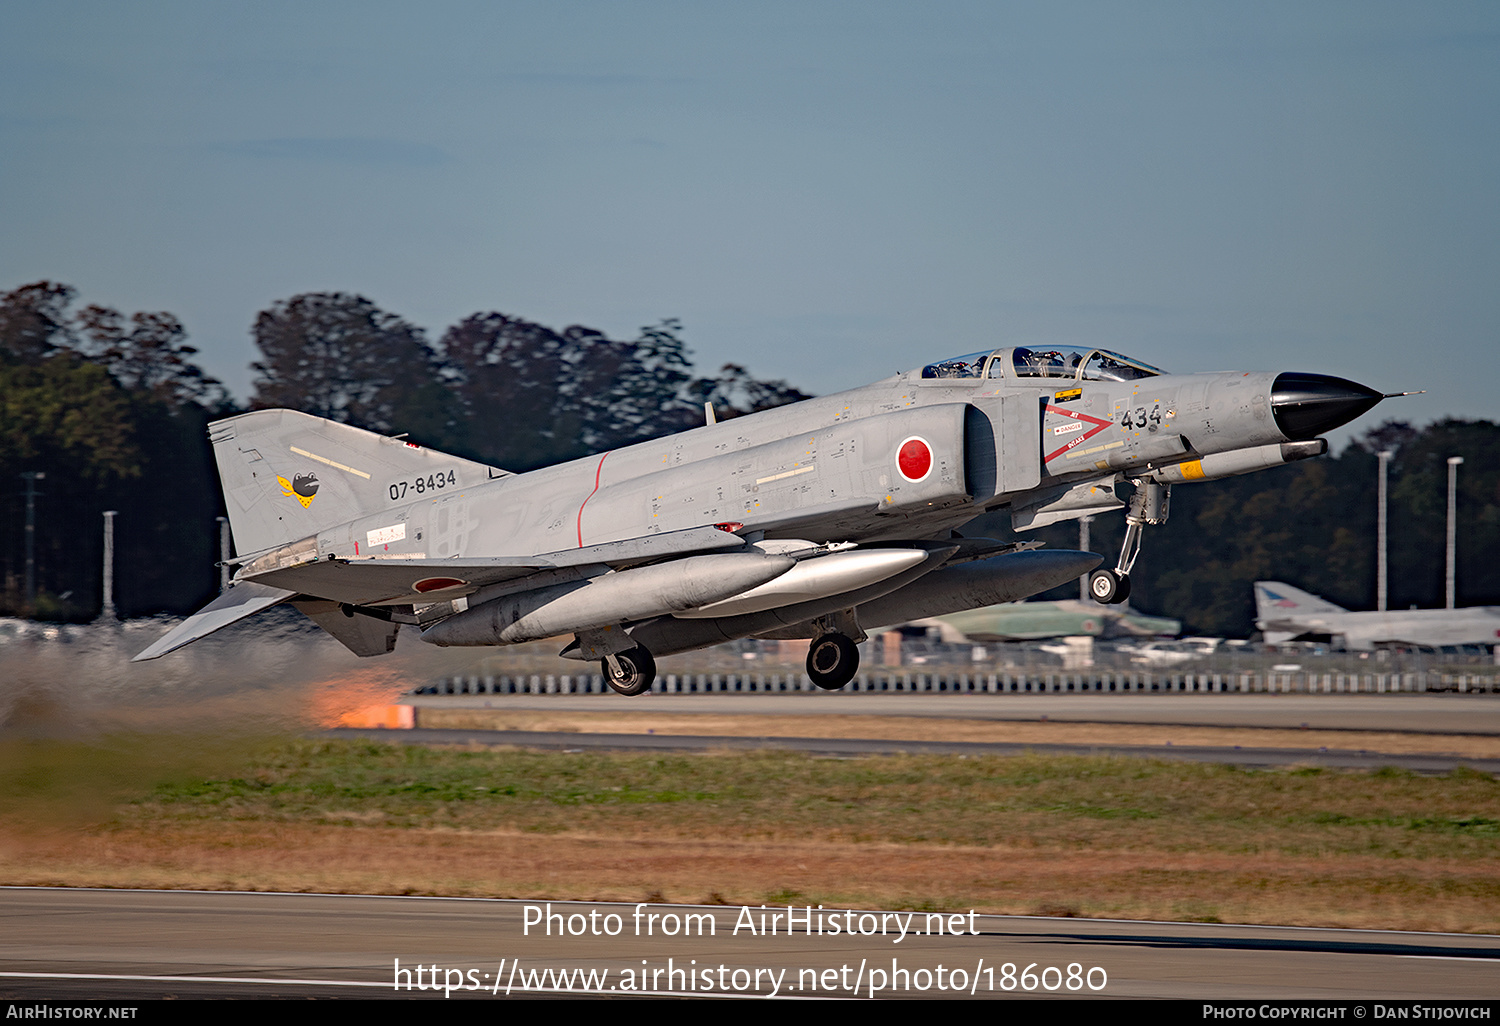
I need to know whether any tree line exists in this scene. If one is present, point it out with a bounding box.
[0,282,807,620]
[3,278,1495,637]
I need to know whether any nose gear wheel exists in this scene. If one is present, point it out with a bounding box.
[1089,568,1130,604]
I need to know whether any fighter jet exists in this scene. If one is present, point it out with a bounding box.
[1255,581,1500,650]
[135,345,1397,694]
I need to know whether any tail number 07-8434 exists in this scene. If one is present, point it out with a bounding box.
[389,470,458,501]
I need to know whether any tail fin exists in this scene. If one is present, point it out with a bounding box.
[210,410,506,556]
[1254,581,1348,621]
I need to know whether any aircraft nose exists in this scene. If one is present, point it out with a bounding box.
[1270,372,1384,440]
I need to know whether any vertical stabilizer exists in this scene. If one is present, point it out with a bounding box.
[1254,581,1349,622]
[208,410,505,556]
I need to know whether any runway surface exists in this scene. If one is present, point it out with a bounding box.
[1,888,1496,1000]
[374,692,1500,773]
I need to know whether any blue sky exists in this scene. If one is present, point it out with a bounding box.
[3,1,1496,445]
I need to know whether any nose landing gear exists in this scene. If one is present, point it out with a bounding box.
[1089,480,1170,605]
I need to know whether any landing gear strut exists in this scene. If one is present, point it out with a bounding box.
[1089,480,1170,605]
[602,645,657,696]
[806,633,860,691]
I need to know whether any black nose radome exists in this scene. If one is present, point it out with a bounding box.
[1271,372,1384,440]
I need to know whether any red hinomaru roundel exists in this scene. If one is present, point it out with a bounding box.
[896,436,933,482]
[413,577,468,593]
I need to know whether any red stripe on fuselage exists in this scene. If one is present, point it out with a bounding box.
[577,452,610,547]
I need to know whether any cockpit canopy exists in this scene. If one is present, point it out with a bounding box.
[920,346,1163,383]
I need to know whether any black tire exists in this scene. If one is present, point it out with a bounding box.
[1089,569,1130,605]
[806,633,860,690]
[603,646,657,696]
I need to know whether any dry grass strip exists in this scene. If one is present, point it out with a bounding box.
[3,822,1496,935]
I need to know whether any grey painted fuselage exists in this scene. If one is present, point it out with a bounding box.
[313,359,1290,563]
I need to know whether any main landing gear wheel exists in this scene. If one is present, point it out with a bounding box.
[1089,568,1131,605]
[603,646,657,696]
[806,633,860,691]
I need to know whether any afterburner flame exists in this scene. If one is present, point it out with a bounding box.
[305,665,418,729]
[335,704,414,729]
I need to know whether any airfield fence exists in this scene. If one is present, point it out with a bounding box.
[415,667,1500,697]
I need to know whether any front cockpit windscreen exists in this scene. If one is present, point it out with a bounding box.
[1011,347,1163,382]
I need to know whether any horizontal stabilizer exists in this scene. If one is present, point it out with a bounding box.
[131,581,296,661]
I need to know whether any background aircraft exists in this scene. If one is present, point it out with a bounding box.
[1255,581,1500,650]
[135,345,1394,694]
[914,600,1181,643]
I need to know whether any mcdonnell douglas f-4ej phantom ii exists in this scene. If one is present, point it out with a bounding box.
[135,346,1399,694]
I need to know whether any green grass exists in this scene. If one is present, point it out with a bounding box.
[117,739,1500,861]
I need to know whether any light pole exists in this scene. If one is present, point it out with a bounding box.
[217,516,231,593]
[101,510,117,620]
[1446,456,1463,610]
[1377,450,1392,612]
[1078,515,1093,603]
[19,471,45,610]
